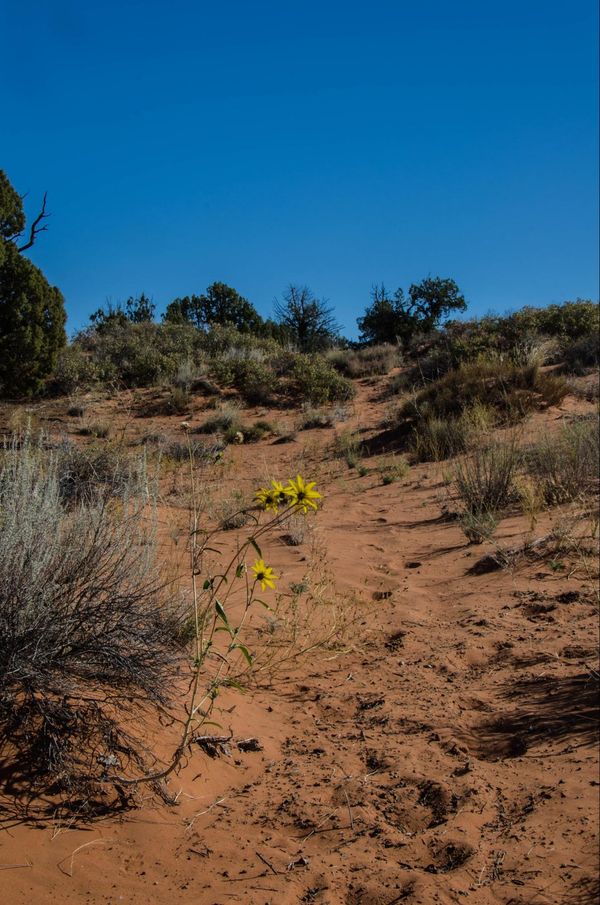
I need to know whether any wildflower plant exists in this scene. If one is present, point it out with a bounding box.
[106,444,324,795]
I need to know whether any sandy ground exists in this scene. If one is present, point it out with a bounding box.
[0,377,598,905]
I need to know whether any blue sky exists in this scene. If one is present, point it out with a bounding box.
[2,0,598,338]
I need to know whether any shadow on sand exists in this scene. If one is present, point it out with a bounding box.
[470,672,599,760]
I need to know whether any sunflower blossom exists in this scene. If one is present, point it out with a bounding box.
[255,486,278,511]
[284,474,321,513]
[270,479,289,508]
[251,558,278,591]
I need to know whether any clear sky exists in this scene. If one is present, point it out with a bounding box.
[2,0,598,338]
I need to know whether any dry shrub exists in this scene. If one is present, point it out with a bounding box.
[458,510,498,544]
[401,358,568,426]
[298,404,349,430]
[524,418,599,505]
[411,402,494,462]
[335,429,363,468]
[55,440,148,504]
[328,344,399,378]
[377,455,410,484]
[281,511,310,545]
[454,440,520,515]
[195,401,243,437]
[0,437,183,803]
[78,421,111,438]
[248,539,361,683]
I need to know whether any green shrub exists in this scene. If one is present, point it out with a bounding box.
[561,333,600,376]
[240,420,274,443]
[51,345,99,394]
[72,322,206,388]
[233,359,277,404]
[290,355,355,405]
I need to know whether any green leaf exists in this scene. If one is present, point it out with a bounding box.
[249,537,262,558]
[234,643,254,666]
[255,597,272,610]
[215,600,229,624]
[235,563,245,579]
[202,578,213,591]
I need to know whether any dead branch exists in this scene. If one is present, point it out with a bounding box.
[17,192,49,251]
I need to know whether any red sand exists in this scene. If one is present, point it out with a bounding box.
[1,379,598,904]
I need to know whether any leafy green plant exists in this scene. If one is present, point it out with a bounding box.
[290,355,355,405]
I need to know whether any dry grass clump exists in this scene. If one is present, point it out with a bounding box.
[160,438,223,465]
[453,417,598,545]
[195,401,243,438]
[335,429,363,468]
[458,510,499,544]
[327,344,400,378]
[55,440,149,504]
[411,402,494,462]
[523,418,599,505]
[281,511,310,545]
[377,455,410,485]
[215,489,252,530]
[0,437,183,803]
[401,358,568,426]
[454,440,520,517]
[298,404,349,430]
[78,420,111,439]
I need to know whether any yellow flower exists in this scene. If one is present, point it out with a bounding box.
[255,486,278,511]
[251,558,278,591]
[284,475,321,513]
[270,479,289,507]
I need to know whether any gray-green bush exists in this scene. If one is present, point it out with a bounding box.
[0,437,183,801]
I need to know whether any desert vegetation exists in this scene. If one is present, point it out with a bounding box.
[0,169,598,905]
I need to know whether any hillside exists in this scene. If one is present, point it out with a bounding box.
[0,367,598,905]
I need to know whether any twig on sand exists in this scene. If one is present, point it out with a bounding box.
[58,839,106,877]
[0,861,32,870]
[255,850,280,875]
[343,788,355,830]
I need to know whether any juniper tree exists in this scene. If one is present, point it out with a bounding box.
[0,170,66,395]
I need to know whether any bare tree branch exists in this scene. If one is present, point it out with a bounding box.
[17,191,49,252]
